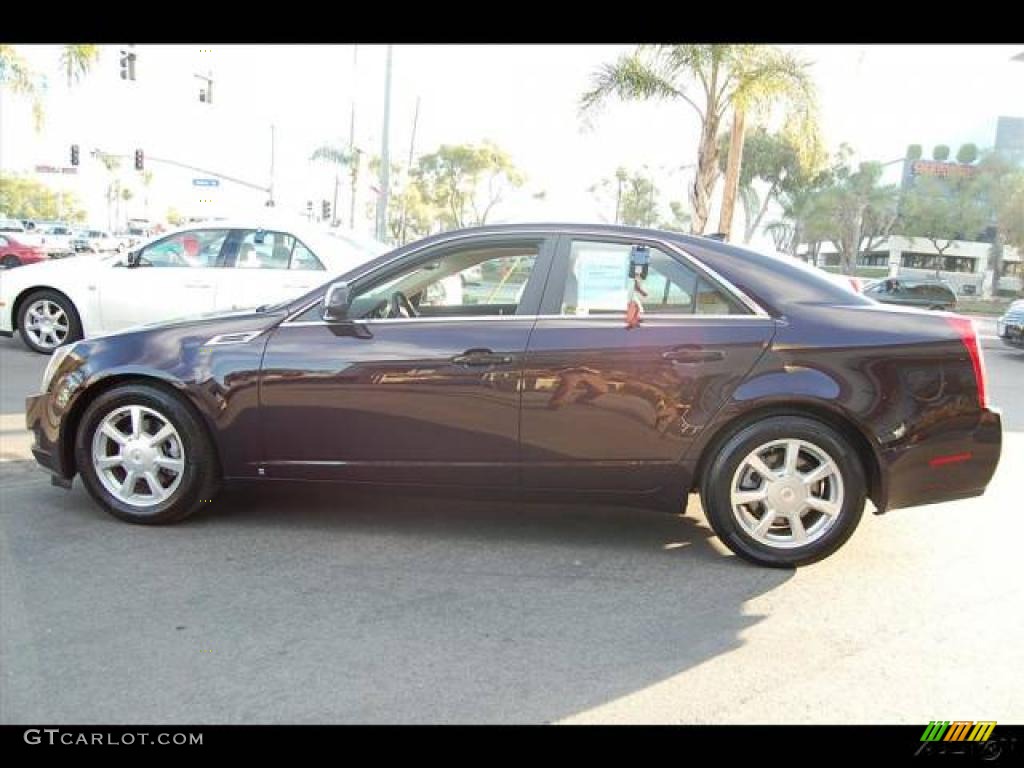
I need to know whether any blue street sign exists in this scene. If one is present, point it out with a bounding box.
[192,178,220,187]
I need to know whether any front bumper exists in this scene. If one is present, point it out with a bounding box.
[884,408,1002,511]
[26,389,75,483]
[997,318,1024,349]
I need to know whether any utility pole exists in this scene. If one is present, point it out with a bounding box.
[375,45,393,242]
[268,124,276,207]
[398,96,420,245]
[349,44,359,230]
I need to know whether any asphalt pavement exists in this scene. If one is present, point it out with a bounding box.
[1,321,1022,724]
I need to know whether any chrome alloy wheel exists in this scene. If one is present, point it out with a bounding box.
[91,405,186,508]
[24,299,70,350]
[729,438,844,549]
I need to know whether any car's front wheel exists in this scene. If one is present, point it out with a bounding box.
[701,416,866,568]
[2,254,21,269]
[75,385,220,525]
[17,290,83,354]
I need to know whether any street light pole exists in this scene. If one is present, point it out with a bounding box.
[375,45,393,242]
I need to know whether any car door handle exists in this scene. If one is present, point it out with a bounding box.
[451,348,514,366]
[662,346,725,364]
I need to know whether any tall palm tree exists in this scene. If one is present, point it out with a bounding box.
[581,44,820,237]
[99,154,122,232]
[310,144,357,227]
[60,44,100,88]
[0,44,44,130]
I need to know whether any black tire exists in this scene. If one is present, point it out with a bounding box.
[75,384,220,525]
[700,416,866,568]
[17,289,83,354]
[2,254,21,269]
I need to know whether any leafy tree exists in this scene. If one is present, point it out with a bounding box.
[1,44,101,130]
[413,141,524,230]
[974,152,1024,296]
[932,145,950,162]
[310,144,359,227]
[906,144,923,162]
[717,126,820,243]
[660,201,692,233]
[588,167,629,224]
[956,143,979,165]
[900,175,989,276]
[581,44,819,236]
[60,44,100,88]
[369,156,437,245]
[0,174,86,221]
[166,207,184,227]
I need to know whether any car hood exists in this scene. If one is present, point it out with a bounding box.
[93,305,288,340]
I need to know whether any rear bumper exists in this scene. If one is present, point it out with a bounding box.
[997,318,1024,348]
[884,407,1002,511]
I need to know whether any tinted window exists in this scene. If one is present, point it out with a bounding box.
[137,229,228,268]
[561,240,746,316]
[235,230,294,270]
[351,245,539,319]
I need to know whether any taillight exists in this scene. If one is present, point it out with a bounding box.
[945,315,988,409]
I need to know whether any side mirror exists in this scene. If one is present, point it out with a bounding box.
[323,281,351,322]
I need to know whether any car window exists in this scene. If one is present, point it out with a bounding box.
[289,239,324,271]
[234,230,295,270]
[350,245,539,319]
[560,240,746,316]
[137,229,228,268]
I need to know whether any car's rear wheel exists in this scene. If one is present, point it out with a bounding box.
[17,290,82,354]
[2,254,21,269]
[701,416,866,567]
[75,385,220,525]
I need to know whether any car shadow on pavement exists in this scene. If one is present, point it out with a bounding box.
[2,469,793,724]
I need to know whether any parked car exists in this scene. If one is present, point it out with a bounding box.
[72,229,123,255]
[25,224,1001,568]
[1,217,45,248]
[30,221,76,259]
[0,233,48,268]
[863,277,956,310]
[996,299,1024,350]
[0,217,387,354]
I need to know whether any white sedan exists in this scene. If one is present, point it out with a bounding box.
[0,217,388,354]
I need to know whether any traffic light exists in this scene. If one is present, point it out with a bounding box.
[70,144,79,167]
[322,200,331,221]
[134,149,144,171]
[119,47,137,81]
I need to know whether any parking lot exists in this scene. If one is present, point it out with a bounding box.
[1,321,1022,725]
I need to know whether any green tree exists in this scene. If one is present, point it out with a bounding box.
[589,167,660,226]
[932,145,950,162]
[310,144,359,228]
[581,44,820,237]
[0,174,86,221]
[974,152,1024,296]
[369,156,437,245]
[1,44,101,131]
[906,144,923,162]
[956,143,979,165]
[413,141,524,230]
[812,153,900,274]
[717,126,820,243]
[900,175,989,276]
[166,207,184,227]
[60,44,100,88]
[660,200,692,233]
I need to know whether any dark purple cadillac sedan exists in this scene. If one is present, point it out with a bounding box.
[26,224,1002,567]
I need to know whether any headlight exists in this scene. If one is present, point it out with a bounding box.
[41,343,76,392]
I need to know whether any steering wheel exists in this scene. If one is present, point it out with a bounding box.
[389,290,419,318]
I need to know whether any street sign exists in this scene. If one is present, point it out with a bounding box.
[35,165,78,175]
[192,178,220,187]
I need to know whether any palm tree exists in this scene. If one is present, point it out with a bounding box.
[99,154,121,232]
[581,45,820,237]
[0,44,44,130]
[60,45,100,88]
[1,44,101,131]
[310,144,358,227]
